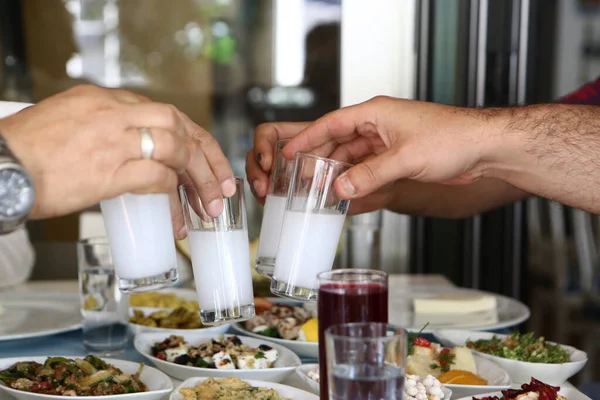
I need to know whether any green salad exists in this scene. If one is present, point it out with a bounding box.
[466,332,570,364]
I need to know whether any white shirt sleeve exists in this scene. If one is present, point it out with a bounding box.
[0,227,35,287]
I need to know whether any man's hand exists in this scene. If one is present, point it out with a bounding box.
[0,85,234,237]
[246,121,396,214]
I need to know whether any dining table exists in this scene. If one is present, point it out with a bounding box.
[0,274,580,399]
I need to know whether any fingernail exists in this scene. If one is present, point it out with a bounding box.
[207,198,223,216]
[221,178,237,197]
[177,226,187,239]
[253,180,262,195]
[338,175,356,197]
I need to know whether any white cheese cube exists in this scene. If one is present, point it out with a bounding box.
[252,325,269,333]
[212,351,235,369]
[236,354,269,369]
[165,344,189,362]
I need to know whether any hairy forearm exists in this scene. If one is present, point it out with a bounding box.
[384,179,529,219]
[486,104,600,213]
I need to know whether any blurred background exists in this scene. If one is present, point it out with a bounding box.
[3,0,600,382]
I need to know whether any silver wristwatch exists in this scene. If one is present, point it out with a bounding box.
[0,133,35,233]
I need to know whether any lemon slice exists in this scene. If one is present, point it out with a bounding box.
[299,318,319,342]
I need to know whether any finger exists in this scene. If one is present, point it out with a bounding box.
[254,122,310,172]
[170,173,188,240]
[334,148,409,199]
[183,116,236,197]
[246,149,268,204]
[283,99,387,159]
[185,146,225,218]
[124,127,189,172]
[121,102,186,137]
[329,136,378,164]
[111,159,178,196]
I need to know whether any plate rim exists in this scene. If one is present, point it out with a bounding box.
[0,294,82,342]
[231,322,318,348]
[395,288,531,332]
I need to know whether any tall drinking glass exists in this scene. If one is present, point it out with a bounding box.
[100,193,179,293]
[179,177,255,325]
[77,237,131,355]
[341,210,382,270]
[271,153,352,301]
[317,269,389,399]
[326,323,406,400]
[255,139,293,278]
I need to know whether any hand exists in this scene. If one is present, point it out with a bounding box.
[282,96,497,200]
[0,85,234,237]
[246,121,396,214]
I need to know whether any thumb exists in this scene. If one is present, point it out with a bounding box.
[334,149,409,199]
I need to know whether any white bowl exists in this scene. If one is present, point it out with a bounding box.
[295,364,320,395]
[442,355,511,398]
[128,307,231,335]
[170,376,318,400]
[295,364,454,399]
[455,387,591,400]
[0,356,172,400]
[134,332,301,382]
[231,322,319,359]
[434,329,588,385]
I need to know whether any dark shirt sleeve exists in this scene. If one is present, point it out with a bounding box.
[559,77,600,105]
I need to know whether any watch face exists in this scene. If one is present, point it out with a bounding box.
[0,168,34,218]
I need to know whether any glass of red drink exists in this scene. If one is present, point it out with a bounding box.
[325,322,406,400]
[317,269,388,399]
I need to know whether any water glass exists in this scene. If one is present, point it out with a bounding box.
[326,323,406,400]
[255,139,293,278]
[271,153,353,301]
[317,269,389,397]
[179,177,255,325]
[100,193,179,293]
[341,210,382,269]
[77,237,131,355]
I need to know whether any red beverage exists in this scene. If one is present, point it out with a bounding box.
[318,281,388,399]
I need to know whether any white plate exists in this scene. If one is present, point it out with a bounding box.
[390,288,530,332]
[232,297,318,359]
[442,355,512,398]
[455,387,592,400]
[0,292,81,342]
[231,323,319,359]
[295,364,454,399]
[134,332,301,382]
[0,356,173,400]
[170,376,318,400]
[128,307,231,335]
[434,330,588,385]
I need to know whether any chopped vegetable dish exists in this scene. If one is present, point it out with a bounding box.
[129,307,205,329]
[0,356,147,396]
[466,332,570,364]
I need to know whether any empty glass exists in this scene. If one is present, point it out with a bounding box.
[341,210,382,269]
[100,193,179,293]
[271,153,353,301]
[255,139,293,278]
[77,237,131,355]
[326,323,406,400]
[179,177,255,325]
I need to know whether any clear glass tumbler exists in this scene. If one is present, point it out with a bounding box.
[270,153,352,301]
[326,322,406,400]
[341,210,382,270]
[100,193,179,293]
[77,237,131,355]
[179,177,255,325]
[317,269,389,398]
[255,139,293,278]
